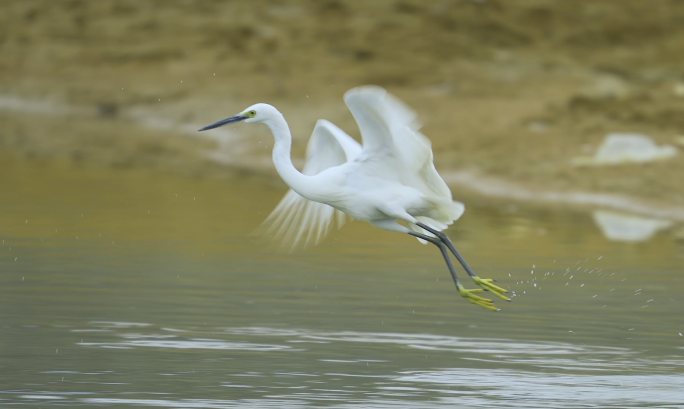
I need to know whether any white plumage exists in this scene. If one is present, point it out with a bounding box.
[199,85,508,311]
[261,86,464,250]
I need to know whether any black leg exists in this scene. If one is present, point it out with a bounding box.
[416,222,477,278]
[408,231,461,289]
[408,231,497,311]
[416,222,510,302]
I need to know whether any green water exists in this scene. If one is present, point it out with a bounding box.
[1,153,683,408]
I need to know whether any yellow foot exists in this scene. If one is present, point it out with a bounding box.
[457,283,499,311]
[472,276,510,301]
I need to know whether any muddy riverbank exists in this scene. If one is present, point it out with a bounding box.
[2,0,684,226]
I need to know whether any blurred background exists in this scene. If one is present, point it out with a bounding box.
[1,1,683,407]
[2,0,684,239]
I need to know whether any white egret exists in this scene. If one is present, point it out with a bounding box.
[199,86,508,311]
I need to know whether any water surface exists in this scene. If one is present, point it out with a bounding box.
[1,154,683,408]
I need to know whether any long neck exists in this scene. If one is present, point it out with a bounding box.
[266,114,314,199]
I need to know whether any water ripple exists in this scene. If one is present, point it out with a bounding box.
[63,324,684,408]
[80,338,298,352]
[396,369,684,408]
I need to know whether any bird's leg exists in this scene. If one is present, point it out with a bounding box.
[416,222,510,301]
[409,231,498,311]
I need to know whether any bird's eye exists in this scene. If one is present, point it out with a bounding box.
[249,110,256,117]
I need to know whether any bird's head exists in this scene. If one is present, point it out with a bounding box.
[198,103,280,131]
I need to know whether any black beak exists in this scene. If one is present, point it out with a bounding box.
[198,114,248,131]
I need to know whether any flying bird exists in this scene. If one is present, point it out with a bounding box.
[199,86,509,310]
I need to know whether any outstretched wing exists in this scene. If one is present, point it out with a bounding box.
[343,85,452,200]
[259,120,361,251]
[344,85,421,156]
[344,86,463,242]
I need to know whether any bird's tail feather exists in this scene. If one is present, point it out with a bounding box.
[408,199,465,244]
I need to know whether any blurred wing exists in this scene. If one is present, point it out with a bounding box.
[343,85,452,200]
[344,85,421,157]
[259,120,361,251]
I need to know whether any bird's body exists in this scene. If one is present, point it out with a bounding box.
[301,160,446,223]
[200,86,508,311]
